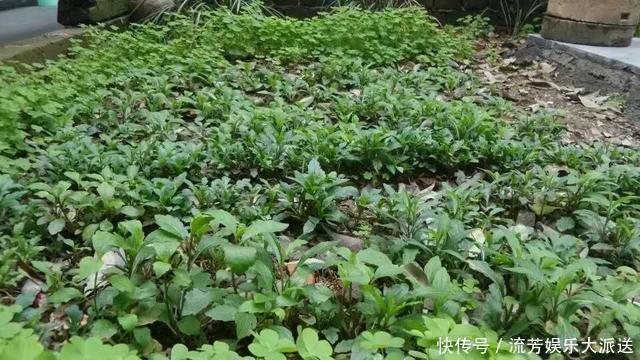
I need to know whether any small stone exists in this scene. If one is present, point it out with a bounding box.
[21,279,47,308]
[85,249,126,293]
[330,233,363,252]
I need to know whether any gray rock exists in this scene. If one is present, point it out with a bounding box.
[330,233,363,252]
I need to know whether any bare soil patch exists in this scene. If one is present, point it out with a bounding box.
[473,36,640,147]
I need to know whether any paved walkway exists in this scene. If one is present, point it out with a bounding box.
[565,38,640,70]
[529,34,640,75]
[0,6,62,44]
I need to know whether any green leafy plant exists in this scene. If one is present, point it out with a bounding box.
[277,159,356,234]
[1,6,640,359]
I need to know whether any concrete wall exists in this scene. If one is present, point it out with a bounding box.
[0,0,38,11]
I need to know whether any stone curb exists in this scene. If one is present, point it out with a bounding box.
[0,15,128,67]
[528,34,640,76]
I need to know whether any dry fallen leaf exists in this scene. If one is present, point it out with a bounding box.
[503,57,517,65]
[483,70,506,84]
[528,102,548,112]
[579,92,609,110]
[483,70,497,84]
[528,78,561,91]
[538,62,556,74]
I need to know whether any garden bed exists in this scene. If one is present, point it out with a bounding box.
[0,7,639,359]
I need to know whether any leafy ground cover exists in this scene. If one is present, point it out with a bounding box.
[1,7,639,360]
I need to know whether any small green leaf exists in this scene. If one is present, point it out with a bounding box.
[556,217,575,232]
[155,214,188,239]
[145,229,181,260]
[152,261,171,277]
[210,209,239,232]
[307,158,325,176]
[357,249,392,267]
[76,257,103,280]
[58,336,137,358]
[97,182,115,199]
[359,331,404,350]
[242,220,288,241]
[92,231,120,257]
[205,305,237,322]
[119,220,144,248]
[117,314,138,332]
[119,206,142,218]
[109,274,135,294]
[133,327,152,347]
[48,218,66,235]
[177,316,201,336]
[467,259,505,292]
[82,224,99,243]
[432,268,450,289]
[235,312,257,339]
[249,328,296,358]
[49,287,82,304]
[297,241,338,271]
[303,218,319,235]
[223,245,257,274]
[91,319,117,339]
[190,214,213,238]
[297,328,333,360]
[171,344,189,360]
[0,330,44,359]
[182,288,213,316]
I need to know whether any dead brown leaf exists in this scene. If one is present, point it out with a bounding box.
[579,92,609,110]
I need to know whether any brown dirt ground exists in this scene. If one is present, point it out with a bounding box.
[472,36,640,148]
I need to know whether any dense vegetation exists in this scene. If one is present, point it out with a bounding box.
[0,7,639,360]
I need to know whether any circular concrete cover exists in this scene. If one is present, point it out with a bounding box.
[547,0,640,26]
